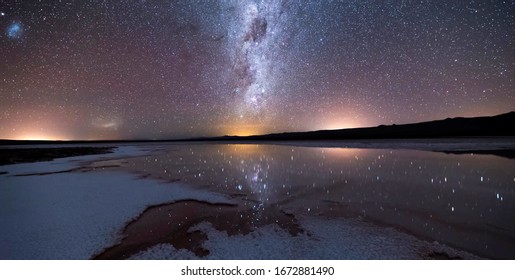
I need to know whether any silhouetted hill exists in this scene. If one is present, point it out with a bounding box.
[201,111,515,141]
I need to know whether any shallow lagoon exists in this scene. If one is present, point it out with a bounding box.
[1,141,514,259]
[105,143,515,259]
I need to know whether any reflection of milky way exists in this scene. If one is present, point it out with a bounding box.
[246,163,270,209]
[223,0,298,115]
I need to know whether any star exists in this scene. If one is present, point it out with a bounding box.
[0,1,512,140]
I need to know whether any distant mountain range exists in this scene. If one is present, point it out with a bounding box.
[194,111,515,141]
[1,112,514,145]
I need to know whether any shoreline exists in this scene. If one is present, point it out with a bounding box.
[1,137,514,162]
[0,147,114,166]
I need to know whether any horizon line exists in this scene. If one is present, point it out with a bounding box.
[1,110,513,142]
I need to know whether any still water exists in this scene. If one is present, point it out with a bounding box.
[102,143,515,259]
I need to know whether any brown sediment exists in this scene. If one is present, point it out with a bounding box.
[129,171,181,184]
[14,165,121,176]
[93,199,303,260]
[425,252,463,260]
[440,149,515,159]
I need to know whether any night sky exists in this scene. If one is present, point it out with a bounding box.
[0,0,513,140]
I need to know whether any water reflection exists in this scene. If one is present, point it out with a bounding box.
[109,143,514,259]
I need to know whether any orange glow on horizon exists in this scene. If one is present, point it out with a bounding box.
[313,105,368,131]
[0,108,74,141]
[2,115,121,141]
[10,132,71,141]
[318,118,363,130]
[222,124,265,137]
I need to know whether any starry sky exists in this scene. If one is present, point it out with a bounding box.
[0,0,514,140]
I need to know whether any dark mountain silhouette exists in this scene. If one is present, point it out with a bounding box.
[0,112,514,145]
[196,111,515,141]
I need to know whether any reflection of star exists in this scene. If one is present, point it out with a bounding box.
[7,22,22,39]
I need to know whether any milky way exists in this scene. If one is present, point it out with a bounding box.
[0,0,513,140]
[224,0,298,117]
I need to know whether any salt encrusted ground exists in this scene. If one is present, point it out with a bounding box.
[129,218,478,260]
[0,147,230,259]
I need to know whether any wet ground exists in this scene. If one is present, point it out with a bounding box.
[85,142,515,259]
